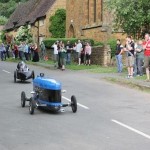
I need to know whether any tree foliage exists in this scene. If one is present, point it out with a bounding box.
[0,16,8,25]
[106,0,150,39]
[49,9,66,38]
[0,0,28,18]
[15,26,33,43]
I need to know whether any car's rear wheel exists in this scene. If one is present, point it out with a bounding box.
[71,95,77,113]
[14,71,16,83]
[32,71,35,80]
[21,91,26,107]
[29,100,35,115]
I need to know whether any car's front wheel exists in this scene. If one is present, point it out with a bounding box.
[29,100,35,115]
[21,91,26,107]
[71,95,77,113]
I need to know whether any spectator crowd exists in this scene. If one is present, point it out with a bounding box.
[1,33,150,81]
[0,39,92,71]
[0,42,41,62]
[52,40,92,71]
[115,33,150,81]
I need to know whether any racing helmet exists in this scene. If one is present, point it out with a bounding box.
[17,61,26,69]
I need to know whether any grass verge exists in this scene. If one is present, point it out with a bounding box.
[104,77,150,93]
[7,58,118,73]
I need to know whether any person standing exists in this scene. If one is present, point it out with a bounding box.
[143,33,150,81]
[32,43,39,62]
[84,42,92,65]
[65,41,72,65]
[135,40,144,76]
[73,42,77,62]
[24,42,29,61]
[76,40,82,65]
[13,43,18,59]
[59,41,66,70]
[124,36,135,78]
[18,42,25,60]
[52,42,58,67]
[115,39,124,73]
[40,41,46,60]
[0,43,6,61]
[5,43,10,58]
[57,41,62,69]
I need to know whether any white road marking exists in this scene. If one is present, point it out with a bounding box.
[2,70,11,74]
[112,119,150,140]
[62,96,89,110]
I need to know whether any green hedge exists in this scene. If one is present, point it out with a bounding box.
[107,39,116,58]
[93,41,104,47]
[43,38,95,48]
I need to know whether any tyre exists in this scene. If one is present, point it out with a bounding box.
[32,71,35,80]
[71,95,77,113]
[14,71,16,83]
[29,100,35,115]
[21,91,26,107]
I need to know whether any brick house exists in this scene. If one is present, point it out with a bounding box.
[66,0,125,43]
[4,0,66,44]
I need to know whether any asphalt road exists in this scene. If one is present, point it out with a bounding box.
[0,61,150,150]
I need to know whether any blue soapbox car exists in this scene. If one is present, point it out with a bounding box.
[21,73,77,114]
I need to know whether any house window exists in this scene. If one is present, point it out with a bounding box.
[94,0,96,22]
[39,19,44,26]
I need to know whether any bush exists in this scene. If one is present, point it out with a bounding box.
[49,9,66,38]
[0,16,8,25]
[93,41,104,47]
[43,38,95,48]
[107,39,116,58]
[0,30,6,42]
[83,39,94,46]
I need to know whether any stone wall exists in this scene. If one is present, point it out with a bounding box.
[45,45,111,66]
[91,45,111,66]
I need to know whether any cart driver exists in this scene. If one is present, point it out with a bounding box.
[17,61,28,71]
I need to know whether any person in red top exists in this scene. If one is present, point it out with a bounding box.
[143,33,150,81]
[13,43,18,59]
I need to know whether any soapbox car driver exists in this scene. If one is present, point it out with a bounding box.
[17,61,29,72]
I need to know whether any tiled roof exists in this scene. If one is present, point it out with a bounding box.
[4,0,56,30]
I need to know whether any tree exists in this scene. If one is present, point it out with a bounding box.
[106,0,150,39]
[0,0,29,18]
[0,16,8,25]
[15,26,33,43]
[49,9,66,38]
